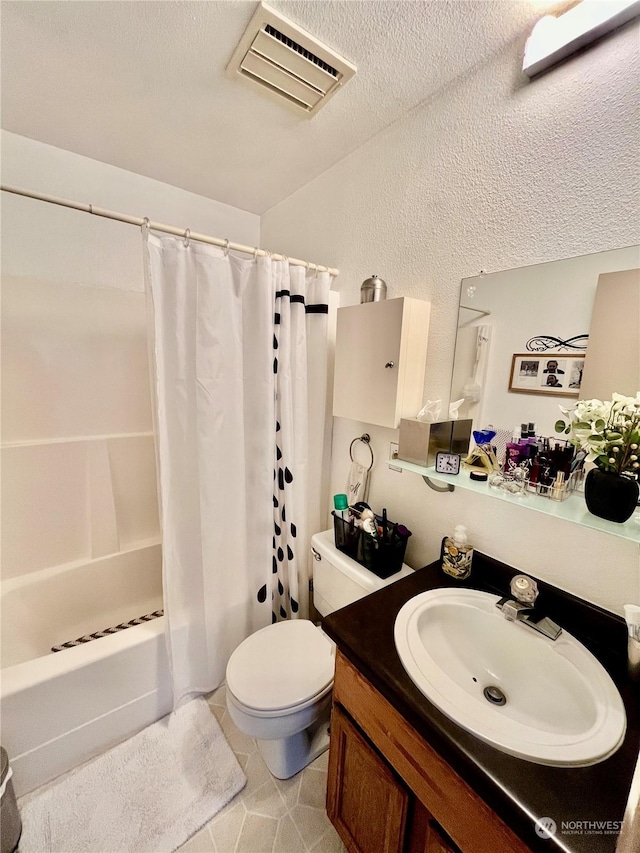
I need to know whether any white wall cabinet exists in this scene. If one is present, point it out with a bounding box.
[333,297,431,428]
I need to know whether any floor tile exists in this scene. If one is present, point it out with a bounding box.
[224,722,258,756]
[207,801,246,853]
[235,752,250,771]
[208,681,344,853]
[235,812,278,853]
[298,767,328,811]
[176,824,215,852]
[289,804,336,850]
[310,750,329,771]
[273,771,302,812]
[309,821,348,853]
[241,750,273,798]
[209,702,226,725]
[207,684,227,708]
[243,777,288,820]
[273,813,306,853]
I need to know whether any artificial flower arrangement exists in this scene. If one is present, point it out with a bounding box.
[555,392,640,477]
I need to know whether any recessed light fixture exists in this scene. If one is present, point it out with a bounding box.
[523,0,640,78]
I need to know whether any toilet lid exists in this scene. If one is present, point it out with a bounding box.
[226,620,335,712]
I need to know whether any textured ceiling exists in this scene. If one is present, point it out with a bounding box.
[0,0,543,214]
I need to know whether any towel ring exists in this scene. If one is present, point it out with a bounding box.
[349,434,374,471]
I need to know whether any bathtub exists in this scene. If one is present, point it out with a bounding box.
[0,542,172,797]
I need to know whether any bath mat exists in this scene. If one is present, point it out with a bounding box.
[17,696,246,853]
[51,609,164,652]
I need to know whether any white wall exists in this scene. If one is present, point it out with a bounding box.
[262,23,640,614]
[1,131,259,291]
[1,132,259,601]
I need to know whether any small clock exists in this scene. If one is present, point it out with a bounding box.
[435,451,461,475]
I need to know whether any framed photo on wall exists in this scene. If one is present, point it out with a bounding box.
[508,353,585,397]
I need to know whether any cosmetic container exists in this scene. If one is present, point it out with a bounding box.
[550,471,569,501]
[536,463,554,497]
[333,493,350,520]
[624,605,640,682]
[441,525,473,580]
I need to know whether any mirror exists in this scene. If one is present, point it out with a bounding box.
[451,246,640,443]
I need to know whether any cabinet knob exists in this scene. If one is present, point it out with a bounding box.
[384,361,395,368]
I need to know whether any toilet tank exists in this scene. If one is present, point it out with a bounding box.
[310,528,414,617]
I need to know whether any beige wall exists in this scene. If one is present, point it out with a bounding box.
[1,132,260,585]
[262,21,640,613]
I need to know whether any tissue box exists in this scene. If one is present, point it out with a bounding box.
[398,419,472,468]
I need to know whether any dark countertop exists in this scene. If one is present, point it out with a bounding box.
[322,551,639,853]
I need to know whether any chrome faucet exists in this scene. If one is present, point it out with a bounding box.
[496,575,562,641]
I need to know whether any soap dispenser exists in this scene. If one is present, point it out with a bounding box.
[441,525,474,580]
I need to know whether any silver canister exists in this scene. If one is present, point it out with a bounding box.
[360,275,387,303]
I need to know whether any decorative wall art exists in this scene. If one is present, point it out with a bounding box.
[525,334,589,352]
[508,353,585,397]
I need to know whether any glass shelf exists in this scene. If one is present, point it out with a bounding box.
[392,459,640,544]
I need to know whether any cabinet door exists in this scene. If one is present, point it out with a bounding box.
[332,297,430,428]
[327,705,409,853]
[408,801,461,853]
[333,299,403,427]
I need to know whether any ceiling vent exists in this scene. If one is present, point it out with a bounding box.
[227,2,356,117]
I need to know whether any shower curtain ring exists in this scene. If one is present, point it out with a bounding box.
[183,228,191,247]
[223,238,230,257]
[252,246,259,259]
[141,217,150,234]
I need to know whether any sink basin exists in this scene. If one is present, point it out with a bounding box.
[394,588,626,767]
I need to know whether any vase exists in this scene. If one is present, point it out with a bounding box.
[584,469,639,524]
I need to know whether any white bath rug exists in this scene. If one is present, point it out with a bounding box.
[17,696,246,853]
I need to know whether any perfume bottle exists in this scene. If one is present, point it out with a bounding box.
[441,525,474,580]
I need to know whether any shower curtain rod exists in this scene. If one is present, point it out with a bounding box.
[0,184,339,277]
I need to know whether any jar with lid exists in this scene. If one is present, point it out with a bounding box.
[360,275,387,303]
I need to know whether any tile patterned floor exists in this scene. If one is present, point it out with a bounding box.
[177,685,347,853]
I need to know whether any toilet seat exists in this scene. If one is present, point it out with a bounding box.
[226,620,334,714]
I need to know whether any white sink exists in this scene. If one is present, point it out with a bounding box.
[394,588,626,767]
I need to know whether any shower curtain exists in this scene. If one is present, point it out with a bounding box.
[144,231,331,706]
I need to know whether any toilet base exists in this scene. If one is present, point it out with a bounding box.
[256,705,331,779]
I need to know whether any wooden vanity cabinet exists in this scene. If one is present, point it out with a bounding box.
[327,651,530,853]
[327,705,410,853]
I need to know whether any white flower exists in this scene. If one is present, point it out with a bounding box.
[557,391,640,475]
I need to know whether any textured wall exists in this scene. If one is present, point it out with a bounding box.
[262,22,640,613]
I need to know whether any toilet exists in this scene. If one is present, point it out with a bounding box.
[225,528,413,778]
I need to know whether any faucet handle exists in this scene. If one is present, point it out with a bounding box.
[510,575,538,605]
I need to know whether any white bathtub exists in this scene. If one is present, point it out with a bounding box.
[0,543,172,796]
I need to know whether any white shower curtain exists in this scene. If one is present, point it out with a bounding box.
[144,231,330,707]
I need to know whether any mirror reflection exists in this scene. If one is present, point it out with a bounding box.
[451,246,640,442]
